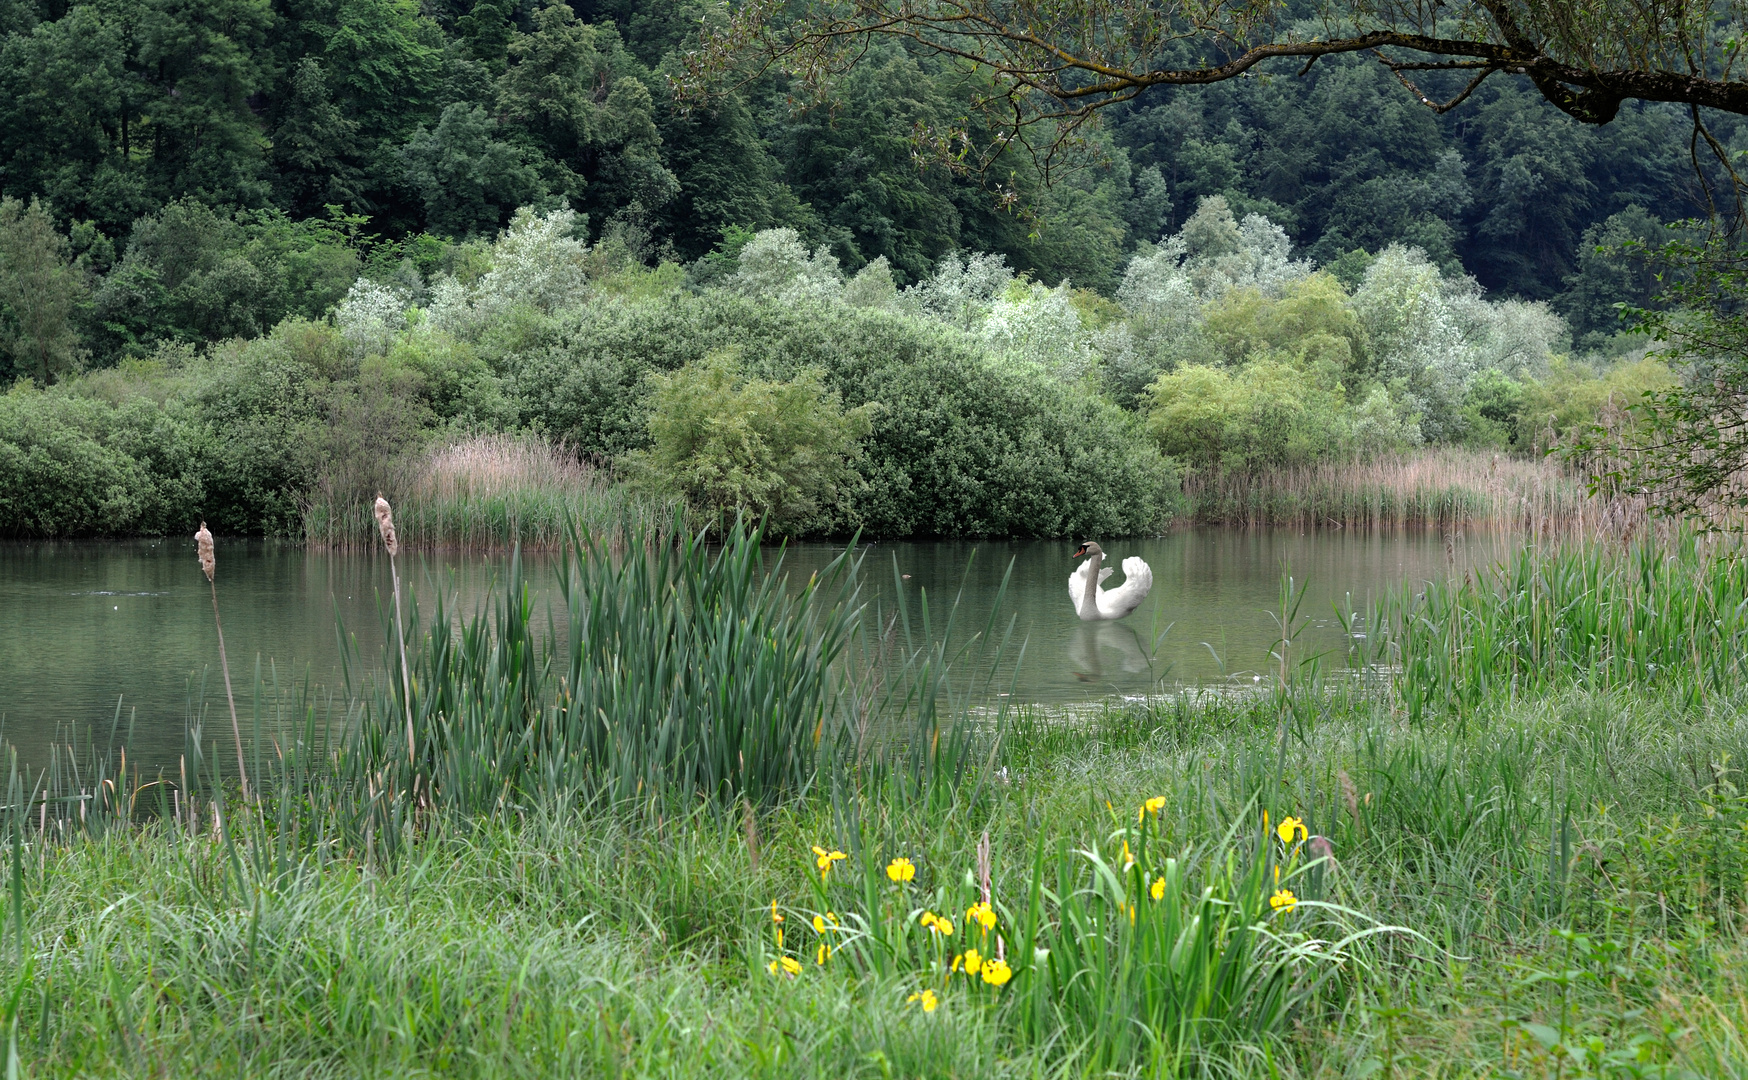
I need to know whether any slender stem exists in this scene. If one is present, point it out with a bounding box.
[389,552,415,771]
[209,580,248,802]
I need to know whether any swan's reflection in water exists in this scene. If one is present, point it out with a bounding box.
[1067,621,1154,687]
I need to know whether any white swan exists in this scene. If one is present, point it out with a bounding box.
[1068,541,1153,621]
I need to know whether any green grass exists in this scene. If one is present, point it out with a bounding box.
[5,531,1748,1076]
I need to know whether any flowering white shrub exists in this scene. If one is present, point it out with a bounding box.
[335,278,407,356]
[422,274,477,336]
[1352,245,1483,441]
[731,228,843,304]
[1457,296,1567,378]
[981,282,1096,380]
[898,251,1015,330]
[474,207,591,316]
[842,256,898,310]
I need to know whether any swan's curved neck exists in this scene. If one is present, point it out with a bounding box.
[1079,549,1103,619]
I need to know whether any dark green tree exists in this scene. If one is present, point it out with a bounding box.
[400,104,549,236]
[0,197,88,383]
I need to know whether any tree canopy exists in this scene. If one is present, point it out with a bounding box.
[686,0,1748,161]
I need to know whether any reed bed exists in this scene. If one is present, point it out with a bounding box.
[1184,448,1605,531]
[1382,530,1748,720]
[302,433,674,549]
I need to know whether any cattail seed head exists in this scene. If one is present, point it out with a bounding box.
[195,522,215,582]
[374,495,399,556]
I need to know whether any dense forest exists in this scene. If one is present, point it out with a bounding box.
[0,0,1720,537]
[0,0,1711,341]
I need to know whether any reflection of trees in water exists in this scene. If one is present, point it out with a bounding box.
[1067,622,1152,684]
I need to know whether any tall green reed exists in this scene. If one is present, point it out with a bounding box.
[1384,532,1748,720]
[337,514,869,820]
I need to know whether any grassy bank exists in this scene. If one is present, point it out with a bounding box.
[1184,448,1602,530]
[3,529,1745,1076]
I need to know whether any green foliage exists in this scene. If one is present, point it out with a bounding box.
[1557,206,1666,342]
[1145,356,1352,472]
[504,291,1176,538]
[1568,235,1748,518]
[0,381,200,536]
[624,352,877,535]
[1199,273,1367,372]
[1519,356,1674,448]
[0,196,86,383]
[1458,367,1525,448]
[400,104,547,237]
[92,202,361,360]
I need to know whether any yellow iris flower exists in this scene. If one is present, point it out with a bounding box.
[886,857,916,883]
[1269,888,1298,912]
[966,902,996,930]
[980,958,1013,986]
[1276,816,1308,845]
[767,956,802,976]
[812,845,847,877]
[907,989,939,1012]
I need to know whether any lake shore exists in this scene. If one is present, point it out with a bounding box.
[2,529,1744,1076]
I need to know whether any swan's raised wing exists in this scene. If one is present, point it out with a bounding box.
[1096,557,1154,620]
[1066,561,1114,612]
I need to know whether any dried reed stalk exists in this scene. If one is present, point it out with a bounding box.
[376,496,416,770]
[195,523,248,801]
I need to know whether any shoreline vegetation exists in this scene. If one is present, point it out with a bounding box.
[316,442,1613,550]
[299,432,674,550]
[2,510,1746,1076]
[3,204,1670,548]
[1182,447,1606,533]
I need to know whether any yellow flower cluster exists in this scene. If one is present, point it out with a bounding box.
[949,947,1012,986]
[767,956,801,977]
[1139,795,1167,822]
[1270,888,1297,912]
[919,911,954,936]
[906,988,939,1012]
[886,856,916,883]
[812,910,839,965]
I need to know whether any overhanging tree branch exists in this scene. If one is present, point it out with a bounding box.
[676,0,1748,169]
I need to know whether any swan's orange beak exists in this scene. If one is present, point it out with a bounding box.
[1072,544,1087,558]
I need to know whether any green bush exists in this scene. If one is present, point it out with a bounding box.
[1517,356,1674,448]
[623,352,878,535]
[505,293,1176,537]
[1144,354,1351,472]
[0,383,201,536]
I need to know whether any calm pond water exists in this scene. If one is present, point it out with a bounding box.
[0,530,1509,769]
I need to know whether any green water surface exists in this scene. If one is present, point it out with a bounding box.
[0,529,1503,769]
